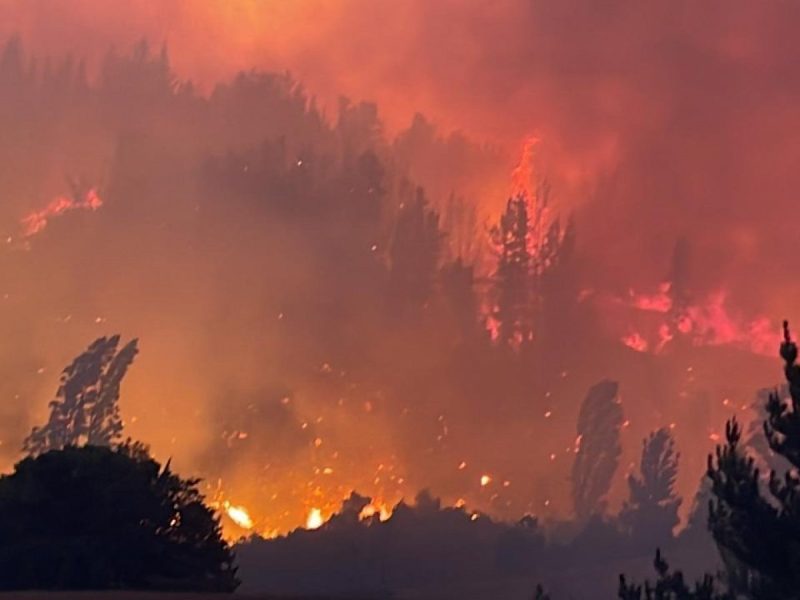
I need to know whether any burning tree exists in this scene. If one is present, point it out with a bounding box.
[571,380,624,520]
[492,193,532,347]
[620,428,681,544]
[490,181,572,350]
[706,321,800,598]
[23,335,139,456]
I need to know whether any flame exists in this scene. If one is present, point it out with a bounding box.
[620,281,780,355]
[510,136,540,198]
[621,331,648,352]
[21,187,103,237]
[224,502,254,530]
[628,282,672,313]
[306,507,324,530]
[359,502,393,522]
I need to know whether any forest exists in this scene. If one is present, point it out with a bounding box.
[0,23,796,599]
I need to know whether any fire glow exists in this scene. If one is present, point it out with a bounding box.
[21,187,103,238]
[224,502,253,530]
[619,281,780,356]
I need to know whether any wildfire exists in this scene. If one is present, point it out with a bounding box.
[21,187,103,238]
[306,507,325,530]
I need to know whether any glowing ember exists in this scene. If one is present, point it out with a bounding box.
[306,507,324,530]
[480,474,491,487]
[21,187,103,237]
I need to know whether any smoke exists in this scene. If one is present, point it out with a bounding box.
[0,0,797,536]
[3,1,800,294]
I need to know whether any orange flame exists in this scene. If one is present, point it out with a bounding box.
[510,136,540,198]
[224,501,254,530]
[21,187,103,237]
[621,282,780,355]
[305,507,325,530]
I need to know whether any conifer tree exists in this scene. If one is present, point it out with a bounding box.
[23,336,138,456]
[618,549,732,600]
[620,428,682,543]
[490,182,572,350]
[706,320,800,598]
[571,380,624,520]
[389,187,442,311]
[492,193,532,348]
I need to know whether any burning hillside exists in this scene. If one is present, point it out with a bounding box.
[0,3,795,549]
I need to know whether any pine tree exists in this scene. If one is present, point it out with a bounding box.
[706,320,800,598]
[492,193,532,348]
[389,187,443,311]
[490,182,572,350]
[440,257,478,339]
[23,336,139,456]
[571,380,624,520]
[618,549,732,600]
[620,428,682,544]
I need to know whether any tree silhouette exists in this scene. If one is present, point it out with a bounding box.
[23,336,138,456]
[618,549,731,600]
[0,444,238,591]
[620,428,682,543]
[440,257,479,339]
[490,182,572,350]
[492,193,532,348]
[706,320,800,598]
[389,187,443,311]
[571,380,624,520]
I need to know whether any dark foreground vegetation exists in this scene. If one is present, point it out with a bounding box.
[234,324,800,600]
[5,325,800,598]
[0,337,237,592]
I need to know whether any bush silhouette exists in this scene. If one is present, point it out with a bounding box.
[0,444,238,591]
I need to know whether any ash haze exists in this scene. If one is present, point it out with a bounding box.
[0,1,798,597]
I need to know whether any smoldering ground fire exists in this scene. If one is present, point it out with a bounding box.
[0,1,797,575]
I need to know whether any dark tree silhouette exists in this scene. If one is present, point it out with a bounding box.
[618,549,731,600]
[24,336,138,456]
[620,428,682,543]
[0,444,238,591]
[490,182,572,350]
[745,386,790,475]
[389,187,443,310]
[571,380,624,520]
[492,193,532,348]
[624,320,800,599]
[533,583,552,600]
[440,257,479,339]
[706,321,800,598]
